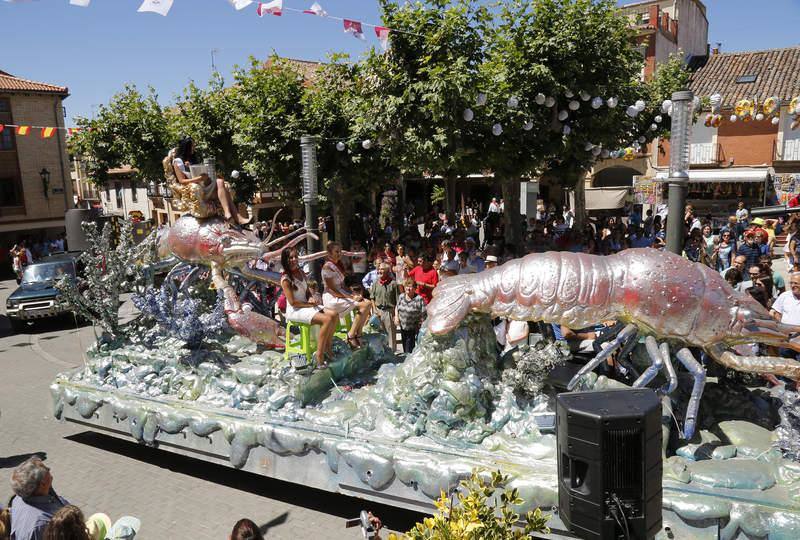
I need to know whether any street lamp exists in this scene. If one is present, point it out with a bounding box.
[301,135,321,282]
[39,168,51,199]
[665,90,694,255]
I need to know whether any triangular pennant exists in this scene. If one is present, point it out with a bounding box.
[343,19,365,41]
[375,26,390,50]
[16,126,30,136]
[227,0,253,9]
[256,0,282,16]
[67,127,81,136]
[302,2,326,16]
[41,127,56,139]
[70,0,91,6]
[137,0,174,16]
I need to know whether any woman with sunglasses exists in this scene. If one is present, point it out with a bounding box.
[715,230,736,272]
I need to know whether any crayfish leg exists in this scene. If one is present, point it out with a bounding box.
[710,347,800,380]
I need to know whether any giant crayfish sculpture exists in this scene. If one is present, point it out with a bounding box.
[427,248,800,439]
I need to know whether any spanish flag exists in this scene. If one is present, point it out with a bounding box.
[41,127,57,139]
[16,126,30,136]
[67,127,80,136]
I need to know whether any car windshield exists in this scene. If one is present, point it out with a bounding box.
[21,261,75,284]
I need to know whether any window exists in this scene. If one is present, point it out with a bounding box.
[0,176,22,207]
[115,182,123,208]
[0,128,12,151]
[0,98,14,151]
[0,99,9,112]
[736,74,757,84]
[131,179,138,202]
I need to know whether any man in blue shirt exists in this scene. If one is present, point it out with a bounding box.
[736,232,762,272]
[10,457,69,540]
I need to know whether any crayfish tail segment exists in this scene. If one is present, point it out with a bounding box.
[713,350,800,381]
[427,275,478,335]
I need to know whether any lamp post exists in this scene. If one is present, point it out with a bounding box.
[665,90,694,255]
[39,168,51,199]
[301,135,321,282]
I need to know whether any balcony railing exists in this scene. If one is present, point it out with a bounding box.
[146,183,172,198]
[690,142,720,165]
[776,139,800,161]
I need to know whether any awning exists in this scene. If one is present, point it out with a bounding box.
[584,187,629,210]
[654,169,769,183]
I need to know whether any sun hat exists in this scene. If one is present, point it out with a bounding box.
[751,217,766,226]
[486,255,498,263]
[108,516,141,540]
[85,513,112,540]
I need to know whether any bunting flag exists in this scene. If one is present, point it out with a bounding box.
[70,0,91,6]
[228,0,252,9]
[137,0,174,17]
[303,2,326,16]
[41,127,56,139]
[375,26,390,50]
[67,127,81,136]
[343,19,365,41]
[0,125,3,134]
[256,0,282,16]
[16,126,30,136]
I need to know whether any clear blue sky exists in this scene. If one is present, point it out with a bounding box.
[2,0,798,124]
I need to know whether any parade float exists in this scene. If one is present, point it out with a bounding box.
[49,209,800,539]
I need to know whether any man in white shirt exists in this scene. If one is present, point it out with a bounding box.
[771,273,800,326]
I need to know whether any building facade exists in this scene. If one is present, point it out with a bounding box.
[0,70,73,243]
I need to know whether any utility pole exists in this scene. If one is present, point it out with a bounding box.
[300,135,321,283]
[211,48,219,73]
[665,90,694,255]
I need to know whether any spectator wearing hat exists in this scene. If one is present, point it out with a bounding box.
[9,457,69,540]
[485,255,499,269]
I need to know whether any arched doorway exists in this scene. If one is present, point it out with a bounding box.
[592,166,642,187]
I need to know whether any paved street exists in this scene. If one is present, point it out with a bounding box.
[0,278,421,539]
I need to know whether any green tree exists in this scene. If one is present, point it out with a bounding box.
[70,85,174,186]
[230,56,305,202]
[302,55,396,246]
[364,0,491,218]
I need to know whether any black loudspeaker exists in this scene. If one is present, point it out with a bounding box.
[557,389,662,540]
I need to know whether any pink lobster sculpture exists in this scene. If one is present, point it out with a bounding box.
[427,248,800,439]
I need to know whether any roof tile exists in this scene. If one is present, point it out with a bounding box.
[0,70,68,95]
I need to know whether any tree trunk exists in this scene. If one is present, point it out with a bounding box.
[332,186,353,249]
[501,175,522,252]
[444,174,458,220]
[573,174,586,232]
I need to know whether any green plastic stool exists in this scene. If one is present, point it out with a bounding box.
[284,321,318,362]
[334,312,354,341]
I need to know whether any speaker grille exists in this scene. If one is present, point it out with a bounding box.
[604,428,641,490]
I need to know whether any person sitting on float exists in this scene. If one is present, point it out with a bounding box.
[169,136,250,226]
[280,247,338,368]
[321,241,372,349]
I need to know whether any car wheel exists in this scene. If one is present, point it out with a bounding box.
[9,318,27,333]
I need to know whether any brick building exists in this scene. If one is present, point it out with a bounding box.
[0,70,73,244]
[649,46,800,224]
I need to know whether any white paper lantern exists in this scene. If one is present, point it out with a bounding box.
[591,146,601,156]
[626,106,638,118]
[545,96,556,108]
[579,90,590,101]
[772,116,781,125]
[523,120,534,131]
[585,142,594,151]
[568,100,580,111]
[492,123,503,136]
[654,115,663,123]
[591,97,603,109]
[565,89,574,98]
[562,124,571,135]
[535,93,546,105]
[607,97,618,108]
[661,99,672,113]
[476,92,487,106]
[362,139,373,149]
[635,99,646,112]
[558,110,569,121]
[601,149,610,158]
[336,141,346,151]
[755,113,765,121]
[463,108,474,122]
[650,123,658,131]
[231,170,240,179]
[507,96,519,108]
[638,136,646,143]
[729,115,738,123]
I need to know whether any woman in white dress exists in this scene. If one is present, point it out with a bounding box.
[280,247,338,367]
[322,241,371,348]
